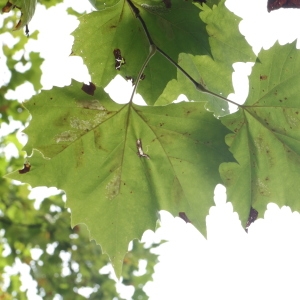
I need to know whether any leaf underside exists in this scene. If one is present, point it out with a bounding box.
[7,81,232,276]
[220,41,300,226]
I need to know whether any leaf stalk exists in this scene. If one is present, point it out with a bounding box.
[129,44,157,103]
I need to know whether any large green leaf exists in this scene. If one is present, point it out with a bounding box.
[72,0,210,105]
[6,80,232,276]
[156,0,256,117]
[220,41,300,226]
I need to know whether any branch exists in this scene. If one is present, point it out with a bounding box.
[126,0,240,108]
[126,0,155,45]
[129,44,156,102]
[156,47,241,107]
[127,0,157,102]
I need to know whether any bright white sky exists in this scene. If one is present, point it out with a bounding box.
[2,0,300,299]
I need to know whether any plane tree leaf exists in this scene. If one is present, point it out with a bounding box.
[220,41,300,226]
[156,0,256,117]
[6,80,232,277]
[72,1,150,99]
[72,0,210,105]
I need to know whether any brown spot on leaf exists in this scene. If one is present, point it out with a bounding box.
[162,0,172,8]
[260,75,268,80]
[245,207,258,232]
[113,49,125,71]
[140,73,146,81]
[179,212,192,223]
[73,225,80,233]
[81,82,96,96]
[2,1,13,12]
[267,0,300,12]
[19,162,31,174]
[125,76,134,85]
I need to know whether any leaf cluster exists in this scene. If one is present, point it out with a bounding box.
[3,0,300,283]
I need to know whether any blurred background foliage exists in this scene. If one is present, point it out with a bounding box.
[0,1,159,299]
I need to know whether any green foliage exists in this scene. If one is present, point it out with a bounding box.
[156,2,256,116]
[0,180,158,298]
[3,0,300,286]
[6,80,231,276]
[1,0,37,31]
[0,12,40,125]
[0,2,158,298]
[220,41,300,226]
[73,0,210,105]
[39,0,64,8]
